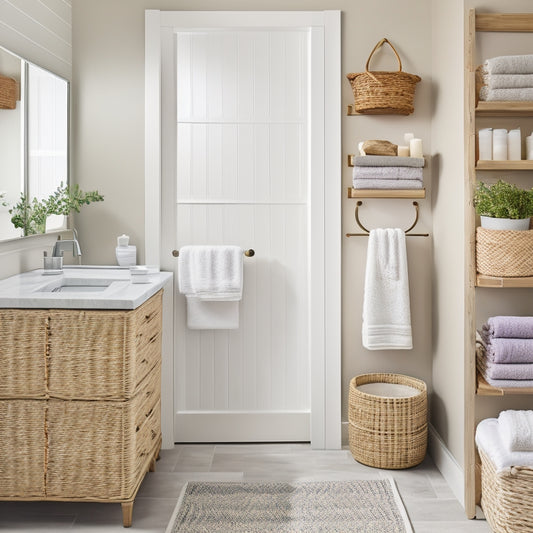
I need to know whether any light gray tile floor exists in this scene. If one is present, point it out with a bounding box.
[0,444,492,532]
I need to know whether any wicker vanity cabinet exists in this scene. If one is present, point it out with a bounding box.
[0,290,163,527]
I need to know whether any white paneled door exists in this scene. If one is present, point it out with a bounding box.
[146,11,341,447]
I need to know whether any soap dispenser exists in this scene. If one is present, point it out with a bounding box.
[115,234,136,266]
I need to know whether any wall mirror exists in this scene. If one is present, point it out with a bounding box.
[0,45,68,241]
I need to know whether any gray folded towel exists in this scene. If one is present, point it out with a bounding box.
[485,361,533,380]
[353,166,423,181]
[482,316,533,339]
[479,86,533,101]
[483,72,533,89]
[484,337,533,364]
[485,54,533,75]
[353,155,425,168]
[353,179,423,190]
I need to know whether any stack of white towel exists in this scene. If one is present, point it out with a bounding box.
[479,54,533,101]
[352,155,424,190]
[476,411,533,472]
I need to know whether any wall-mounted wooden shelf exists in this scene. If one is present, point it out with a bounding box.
[347,154,427,167]
[347,187,425,199]
[476,160,533,170]
[476,13,533,32]
[476,274,533,288]
[346,104,408,116]
[476,101,533,116]
[477,374,533,395]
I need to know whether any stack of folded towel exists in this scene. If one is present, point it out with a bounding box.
[352,155,424,190]
[477,316,533,388]
[476,412,533,472]
[479,54,533,101]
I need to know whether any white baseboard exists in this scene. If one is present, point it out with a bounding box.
[428,423,464,508]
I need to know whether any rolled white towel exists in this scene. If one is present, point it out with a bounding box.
[498,410,533,452]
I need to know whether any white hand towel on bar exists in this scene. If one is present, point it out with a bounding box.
[362,228,412,350]
[178,245,243,330]
[178,245,243,300]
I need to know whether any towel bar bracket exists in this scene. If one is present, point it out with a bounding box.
[346,201,429,237]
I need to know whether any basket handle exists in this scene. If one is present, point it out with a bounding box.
[365,38,403,73]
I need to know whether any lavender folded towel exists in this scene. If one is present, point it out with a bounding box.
[353,166,423,181]
[485,361,533,380]
[479,86,533,101]
[484,54,533,75]
[484,337,533,364]
[477,345,533,388]
[353,179,423,190]
[353,156,425,168]
[482,316,533,339]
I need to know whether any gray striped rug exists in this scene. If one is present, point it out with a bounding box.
[166,479,413,533]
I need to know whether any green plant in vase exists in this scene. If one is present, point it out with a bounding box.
[9,183,104,236]
[474,179,533,230]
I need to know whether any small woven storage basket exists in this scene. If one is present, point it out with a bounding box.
[479,447,533,533]
[349,373,427,469]
[476,227,533,277]
[0,75,19,109]
[346,38,421,115]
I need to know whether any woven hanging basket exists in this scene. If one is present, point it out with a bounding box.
[348,373,427,469]
[346,38,421,115]
[476,226,533,277]
[0,75,19,109]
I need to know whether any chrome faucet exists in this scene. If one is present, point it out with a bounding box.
[52,228,82,258]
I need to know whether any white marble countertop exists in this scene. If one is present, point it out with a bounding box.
[0,266,173,310]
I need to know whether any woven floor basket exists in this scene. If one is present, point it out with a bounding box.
[479,448,533,533]
[476,227,533,277]
[0,75,19,109]
[349,373,427,469]
[346,38,421,115]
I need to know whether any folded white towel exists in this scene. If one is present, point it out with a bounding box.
[482,71,533,89]
[498,410,533,452]
[479,86,533,101]
[362,228,412,350]
[484,54,533,75]
[178,245,243,301]
[476,418,533,472]
[353,179,423,190]
[353,166,423,181]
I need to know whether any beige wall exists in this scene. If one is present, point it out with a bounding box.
[0,0,72,280]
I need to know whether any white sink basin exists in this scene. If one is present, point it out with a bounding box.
[0,266,173,310]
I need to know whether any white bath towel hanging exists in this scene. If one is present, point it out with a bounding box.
[178,245,243,329]
[362,228,412,350]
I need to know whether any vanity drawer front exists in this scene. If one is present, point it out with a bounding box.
[0,399,46,497]
[47,291,163,400]
[46,362,161,500]
[0,310,48,398]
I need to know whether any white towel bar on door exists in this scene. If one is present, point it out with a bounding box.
[172,248,255,257]
[346,201,429,237]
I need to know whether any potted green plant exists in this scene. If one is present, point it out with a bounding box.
[9,183,104,236]
[474,179,533,230]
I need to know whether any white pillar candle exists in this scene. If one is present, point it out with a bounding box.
[526,135,533,160]
[492,129,508,160]
[508,128,522,160]
[409,138,423,158]
[397,145,410,157]
[404,132,415,145]
[478,128,492,160]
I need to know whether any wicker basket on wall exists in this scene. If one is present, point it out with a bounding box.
[0,75,20,109]
[348,373,427,469]
[476,227,533,277]
[346,38,421,115]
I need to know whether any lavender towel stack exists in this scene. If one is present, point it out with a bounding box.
[479,316,533,385]
[352,156,424,190]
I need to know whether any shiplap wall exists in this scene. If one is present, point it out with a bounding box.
[0,0,71,81]
[175,30,310,423]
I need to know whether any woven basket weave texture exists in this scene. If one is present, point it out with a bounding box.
[479,448,533,533]
[0,75,19,109]
[349,373,427,469]
[346,38,421,115]
[476,227,533,277]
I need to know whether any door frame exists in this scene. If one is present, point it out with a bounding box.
[144,10,341,449]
